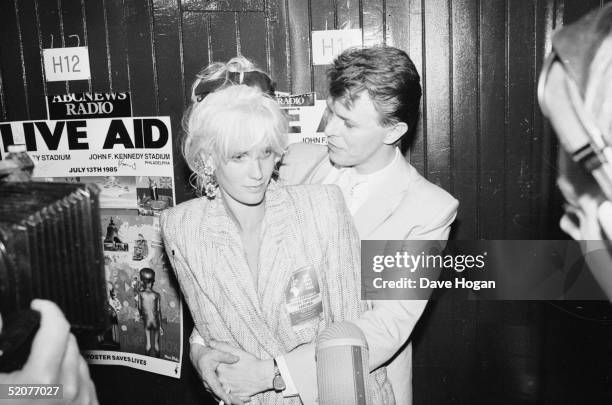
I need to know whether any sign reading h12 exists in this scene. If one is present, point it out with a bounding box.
[43,47,91,81]
[47,92,132,120]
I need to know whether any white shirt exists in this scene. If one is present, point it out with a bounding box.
[322,147,401,214]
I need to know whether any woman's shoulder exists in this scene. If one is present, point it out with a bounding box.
[159,197,208,232]
[275,183,345,210]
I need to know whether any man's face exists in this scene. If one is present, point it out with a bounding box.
[324,93,395,174]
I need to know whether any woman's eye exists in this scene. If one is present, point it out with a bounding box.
[231,153,247,161]
[262,148,273,158]
[344,121,354,129]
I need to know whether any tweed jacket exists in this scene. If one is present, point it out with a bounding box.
[160,184,394,405]
[278,143,459,405]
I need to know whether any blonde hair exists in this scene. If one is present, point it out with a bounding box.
[182,85,288,194]
[189,56,272,103]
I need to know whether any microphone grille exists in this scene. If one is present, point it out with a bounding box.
[316,322,368,351]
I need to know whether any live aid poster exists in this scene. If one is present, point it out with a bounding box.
[0,116,183,378]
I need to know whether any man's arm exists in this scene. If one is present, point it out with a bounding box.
[407,197,458,241]
[284,193,458,400]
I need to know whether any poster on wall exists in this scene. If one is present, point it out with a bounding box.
[46,92,132,120]
[0,116,183,378]
[277,92,328,145]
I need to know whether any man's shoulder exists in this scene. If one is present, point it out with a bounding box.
[279,143,330,185]
[399,160,457,206]
[387,160,459,224]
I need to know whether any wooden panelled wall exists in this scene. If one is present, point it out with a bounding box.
[4,0,610,240]
[2,1,612,405]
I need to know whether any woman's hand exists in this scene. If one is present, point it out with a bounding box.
[211,341,275,399]
[189,342,243,404]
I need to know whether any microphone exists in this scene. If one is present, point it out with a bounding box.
[316,321,370,405]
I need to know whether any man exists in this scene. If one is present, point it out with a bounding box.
[190,46,458,405]
[538,3,612,299]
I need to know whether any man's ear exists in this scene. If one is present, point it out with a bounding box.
[383,122,408,145]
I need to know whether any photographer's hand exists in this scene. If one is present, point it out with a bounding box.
[0,299,99,405]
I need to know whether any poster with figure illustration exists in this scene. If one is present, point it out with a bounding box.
[0,116,184,378]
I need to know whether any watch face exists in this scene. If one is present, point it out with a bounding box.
[273,373,286,391]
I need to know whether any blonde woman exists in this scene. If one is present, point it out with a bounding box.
[160,84,393,405]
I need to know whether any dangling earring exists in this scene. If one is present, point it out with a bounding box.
[196,155,218,199]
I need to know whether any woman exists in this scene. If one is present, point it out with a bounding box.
[160,83,393,404]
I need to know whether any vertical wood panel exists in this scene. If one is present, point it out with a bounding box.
[61,0,89,94]
[265,0,290,93]
[153,0,189,203]
[362,0,384,46]
[125,0,157,115]
[0,65,5,121]
[423,0,452,191]
[287,0,312,94]
[506,0,536,238]
[105,0,130,92]
[310,0,334,99]
[181,12,210,102]
[209,12,238,63]
[452,0,479,239]
[0,0,28,120]
[405,0,425,172]
[238,12,268,72]
[37,0,67,97]
[84,0,112,92]
[385,0,410,48]
[18,0,46,120]
[479,0,507,239]
[533,0,556,238]
[336,0,360,29]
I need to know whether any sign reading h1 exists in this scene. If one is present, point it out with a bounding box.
[311,29,362,65]
[43,47,91,81]
[47,92,132,120]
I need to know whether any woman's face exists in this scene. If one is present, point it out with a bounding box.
[214,145,276,207]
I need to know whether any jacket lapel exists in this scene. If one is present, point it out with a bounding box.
[352,158,416,238]
[202,200,263,315]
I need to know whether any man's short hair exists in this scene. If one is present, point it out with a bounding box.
[327,46,422,131]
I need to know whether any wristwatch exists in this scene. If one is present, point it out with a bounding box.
[272,358,286,392]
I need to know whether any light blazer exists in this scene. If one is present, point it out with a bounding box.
[278,143,459,405]
[161,183,393,405]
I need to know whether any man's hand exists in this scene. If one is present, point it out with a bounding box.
[598,201,612,239]
[189,341,249,404]
[211,341,274,399]
[0,299,99,405]
[558,177,605,240]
